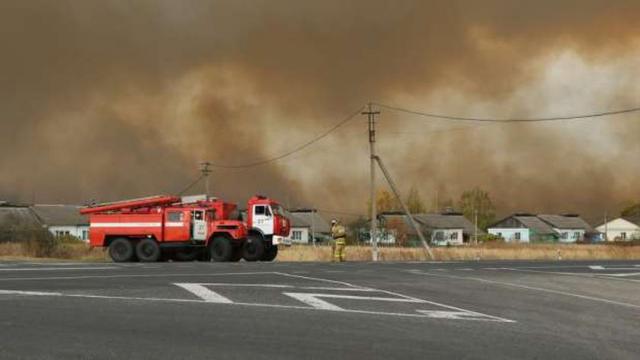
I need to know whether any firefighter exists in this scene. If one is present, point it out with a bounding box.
[330,219,346,262]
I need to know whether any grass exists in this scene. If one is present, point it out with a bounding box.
[0,240,106,262]
[276,243,640,262]
[1,240,639,262]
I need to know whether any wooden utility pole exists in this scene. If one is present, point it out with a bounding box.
[362,103,381,261]
[199,161,212,198]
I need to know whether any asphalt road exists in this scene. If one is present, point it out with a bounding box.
[0,259,639,359]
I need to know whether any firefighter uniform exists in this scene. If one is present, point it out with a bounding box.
[331,221,346,262]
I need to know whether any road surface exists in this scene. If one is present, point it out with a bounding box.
[0,259,639,359]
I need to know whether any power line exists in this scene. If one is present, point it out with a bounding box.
[207,106,364,169]
[177,174,205,196]
[374,102,640,123]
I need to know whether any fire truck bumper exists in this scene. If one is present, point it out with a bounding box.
[272,235,292,246]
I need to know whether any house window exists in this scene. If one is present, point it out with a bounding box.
[82,230,88,240]
[621,232,627,240]
[573,232,580,240]
[561,232,569,239]
[497,232,502,238]
[292,230,302,240]
[515,232,521,240]
[450,232,458,240]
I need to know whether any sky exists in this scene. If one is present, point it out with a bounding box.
[1,0,639,221]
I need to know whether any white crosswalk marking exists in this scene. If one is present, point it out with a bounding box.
[173,283,234,303]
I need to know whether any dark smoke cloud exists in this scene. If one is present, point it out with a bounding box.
[1,1,639,221]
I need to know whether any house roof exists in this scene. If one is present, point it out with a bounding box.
[288,210,331,233]
[513,216,556,235]
[0,206,41,228]
[414,214,479,234]
[491,214,594,235]
[537,214,594,232]
[29,205,88,226]
[621,215,640,227]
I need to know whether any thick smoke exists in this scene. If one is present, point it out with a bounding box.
[1,1,639,221]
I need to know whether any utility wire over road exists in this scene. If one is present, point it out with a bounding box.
[206,106,365,169]
[374,102,640,123]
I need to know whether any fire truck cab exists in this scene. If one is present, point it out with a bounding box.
[245,196,292,261]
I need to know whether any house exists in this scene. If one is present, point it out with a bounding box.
[285,209,331,244]
[0,203,42,242]
[29,204,90,241]
[377,211,482,246]
[537,214,596,243]
[488,213,595,243]
[595,216,640,241]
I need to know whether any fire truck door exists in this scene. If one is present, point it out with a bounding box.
[192,210,207,241]
[253,205,274,236]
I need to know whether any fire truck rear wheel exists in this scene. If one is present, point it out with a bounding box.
[261,246,278,262]
[242,235,265,262]
[136,239,161,262]
[209,236,233,262]
[108,238,135,262]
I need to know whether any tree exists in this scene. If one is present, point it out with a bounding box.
[621,203,640,218]
[406,186,426,214]
[373,189,400,214]
[458,187,496,231]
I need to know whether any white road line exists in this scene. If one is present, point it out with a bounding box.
[0,271,282,282]
[0,289,63,296]
[0,267,118,271]
[0,272,515,323]
[0,288,514,322]
[410,270,640,310]
[174,283,233,303]
[283,293,345,310]
[607,272,640,277]
[191,283,294,288]
[589,265,640,271]
[500,267,640,284]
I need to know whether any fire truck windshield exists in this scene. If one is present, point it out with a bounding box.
[271,205,284,216]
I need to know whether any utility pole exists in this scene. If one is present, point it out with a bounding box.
[474,208,478,244]
[374,155,434,260]
[604,210,608,242]
[311,208,316,247]
[363,103,381,261]
[199,161,212,198]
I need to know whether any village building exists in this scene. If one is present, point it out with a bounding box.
[488,213,595,243]
[30,204,90,241]
[377,212,481,246]
[285,209,331,244]
[595,216,640,241]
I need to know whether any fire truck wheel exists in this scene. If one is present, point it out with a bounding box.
[108,238,135,262]
[261,246,278,262]
[209,237,233,262]
[135,239,161,262]
[230,247,243,262]
[242,235,265,262]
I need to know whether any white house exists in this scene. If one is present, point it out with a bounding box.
[489,213,595,243]
[285,209,331,244]
[595,216,640,241]
[30,204,90,241]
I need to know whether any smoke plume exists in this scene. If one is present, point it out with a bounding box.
[1,0,640,221]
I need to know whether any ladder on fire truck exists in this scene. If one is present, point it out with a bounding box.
[80,195,180,214]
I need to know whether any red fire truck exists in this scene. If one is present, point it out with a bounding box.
[80,194,290,262]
